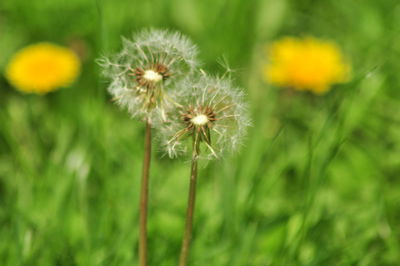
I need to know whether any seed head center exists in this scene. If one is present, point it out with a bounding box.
[143,70,163,82]
[191,114,209,126]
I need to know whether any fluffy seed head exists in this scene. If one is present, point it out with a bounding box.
[158,74,251,160]
[99,29,199,121]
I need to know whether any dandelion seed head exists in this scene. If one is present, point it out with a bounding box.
[99,29,199,121]
[158,74,251,160]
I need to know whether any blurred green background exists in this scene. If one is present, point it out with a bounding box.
[1,0,400,265]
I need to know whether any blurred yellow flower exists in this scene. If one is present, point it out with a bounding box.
[5,43,80,94]
[264,37,350,94]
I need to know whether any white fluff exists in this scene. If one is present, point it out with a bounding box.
[157,74,251,160]
[99,29,199,122]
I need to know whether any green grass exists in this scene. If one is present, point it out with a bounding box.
[1,0,400,265]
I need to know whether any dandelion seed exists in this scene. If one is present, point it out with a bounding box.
[159,74,250,160]
[264,36,350,94]
[5,43,80,94]
[99,29,199,122]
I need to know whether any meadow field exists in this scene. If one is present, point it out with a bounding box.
[1,0,400,265]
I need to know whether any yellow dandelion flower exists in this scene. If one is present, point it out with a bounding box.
[264,37,350,94]
[5,42,81,94]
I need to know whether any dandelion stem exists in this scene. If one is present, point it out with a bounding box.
[179,134,200,266]
[139,120,151,266]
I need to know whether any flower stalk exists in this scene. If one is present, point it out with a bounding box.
[179,134,200,266]
[139,120,152,266]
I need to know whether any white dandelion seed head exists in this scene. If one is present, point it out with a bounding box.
[157,74,251,160]
[98,28,199,121]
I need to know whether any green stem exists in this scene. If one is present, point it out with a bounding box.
[179,134,200,266]
[139,120,151,266]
